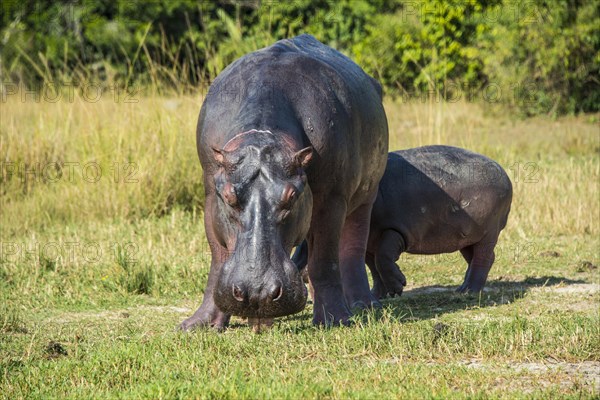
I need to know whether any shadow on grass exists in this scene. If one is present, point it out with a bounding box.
[219,276,589,332]
[377,275,588,322]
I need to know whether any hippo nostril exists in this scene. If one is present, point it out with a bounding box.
[270,284,283,302]
[232,284,246,302]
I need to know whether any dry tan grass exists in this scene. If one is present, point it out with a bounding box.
[386,99,599,239]
[1,94,598,398]
[2,95,598,241]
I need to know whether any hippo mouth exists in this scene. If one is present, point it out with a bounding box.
[248,317,274,333]
[213,259,308,318]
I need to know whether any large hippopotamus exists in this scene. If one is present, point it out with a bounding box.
[294,145,512,297]
[180,34,388,330]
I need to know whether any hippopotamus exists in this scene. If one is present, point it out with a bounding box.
[293,145,512,297]
[180,34,388,331]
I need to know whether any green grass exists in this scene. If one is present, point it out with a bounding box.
[1,95,599,398]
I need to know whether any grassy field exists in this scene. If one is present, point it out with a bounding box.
[1,93,599,398]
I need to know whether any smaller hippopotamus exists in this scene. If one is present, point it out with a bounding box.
[294,145,512,297]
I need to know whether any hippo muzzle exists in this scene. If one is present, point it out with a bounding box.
[214,252,307,318]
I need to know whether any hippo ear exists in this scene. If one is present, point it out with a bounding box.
[212,147,228,167]
[293,146,314,169]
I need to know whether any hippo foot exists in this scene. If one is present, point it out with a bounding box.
[371,287,403,300]
[457,271,487,294]
[371,274,406,299]
[384,269,407,297]
[371,281,386,300]
[343,277,382,309]
[312,288,352,326]
[179,307,230,332]
[456,284,468,294]
[347,293,382,311]
[312,305,352,326]
[456,281,484,294]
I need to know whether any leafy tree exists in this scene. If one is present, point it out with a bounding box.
[1,0,598,114]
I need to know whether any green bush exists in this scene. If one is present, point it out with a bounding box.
[1,0,598,114]
[478,0,600,115]
[353,0,491,95]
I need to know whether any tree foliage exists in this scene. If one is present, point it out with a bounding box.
[1,0,598,114]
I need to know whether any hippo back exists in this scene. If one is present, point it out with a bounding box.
[189,35,389,325]
[371,145,512,253]
[197,34,388,204]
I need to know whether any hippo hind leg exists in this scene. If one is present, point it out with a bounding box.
[307,202,352,326]
[457,239,496,293]
[457,245,474,293]
[366,252,386,300]
[338,202,381,310]
[372,229,407,299]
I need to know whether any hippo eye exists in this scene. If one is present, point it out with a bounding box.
[284,191,296,206]
[279,209,291,221]
[280,184,297,209]
[221,182,238,207]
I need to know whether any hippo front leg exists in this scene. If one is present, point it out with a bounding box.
[180,261,231,331]
[180,197,231,331]
[373,229,407,298]
[180,245,231,331]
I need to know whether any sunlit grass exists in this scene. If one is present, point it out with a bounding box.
[1,95,598,398]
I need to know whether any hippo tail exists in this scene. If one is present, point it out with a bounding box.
[499,174,513,231]
[500,203,511,231]
[369,76,383,99]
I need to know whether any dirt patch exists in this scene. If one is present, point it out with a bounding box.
[403,286,456,296]
[538,283,598,294]
[137,306,191,313]
[404,282,598,296]
[515,361,599,376]
[385,358,599,391]
[52,305,192,323]
[539,250,561,258]
[463,360,600,391]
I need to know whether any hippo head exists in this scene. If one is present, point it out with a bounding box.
[211,130,313,318]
